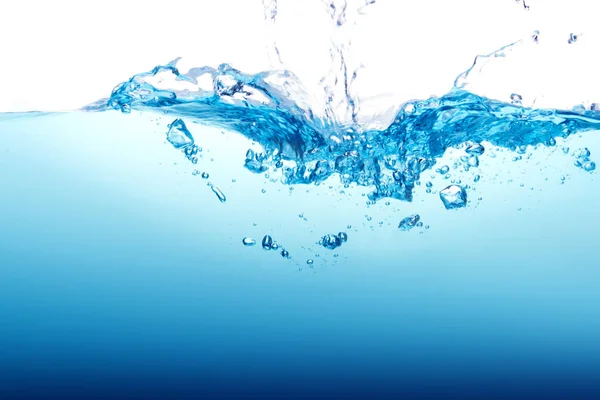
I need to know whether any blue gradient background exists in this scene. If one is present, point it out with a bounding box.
[1,112,600,399]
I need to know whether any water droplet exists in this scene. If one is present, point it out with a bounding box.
[426,181,433,188]
[262,235,273,250]
[201,172,209,179]
[261,189,267,194]
[510,93,523,105]
[281,249,290,258]
[242,237,256,246]
[465,143,485,156]
[568,33,578,44]
[338,232,348,242]
[398,214,420,231]
[474,174,481,182]
[306,259,314,266]
[207,185,226,203]
[439,185,467,210]
[166,119,194,149]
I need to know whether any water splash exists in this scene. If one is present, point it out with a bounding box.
[82,2,600,205]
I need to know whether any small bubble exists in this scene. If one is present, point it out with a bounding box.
[201,172,209,179]
[210,185,226,203]
[281,249,290,258]
[474,174,481,183]
[262,235,274,250]
[583,161,596,172]
[465,143,485,156]
[242,237,256,246]
[437,165,450,174]
[307,259,314,266]
[338,232,348,242]
[261,189,267,193]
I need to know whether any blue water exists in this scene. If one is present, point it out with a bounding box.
[2,1,600,398]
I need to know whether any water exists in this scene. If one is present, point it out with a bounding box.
[2,1,600,398]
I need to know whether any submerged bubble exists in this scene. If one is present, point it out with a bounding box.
[262,235,273,250]
[281,249,290,258]
[201,172,210,179]
[583,161,596,172]
[439,185,467,210]
[320,234,343,250]
[306,259,314,266]
[465,143,485,156]
[210,185,227,203]
[467,155,479,167]
[436,165,450,174]
[398,214,420,231]
[242,237,256,246]
[338,232,348,242]
[166,119,194,149]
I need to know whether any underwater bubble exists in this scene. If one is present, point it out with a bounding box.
[210,185,227,203]
[192,170,200,176]
[262,235,273,250]
[437,165,450,174]
[467,155,479,167]
[583,161,596,172]
[166,119,194,149]
[242,237,256,246]
[338,232,348,242]
[474,174,481,182]
[548,138,556,146]
[320,234,343,250]
[439,185,467,210]
[272,243,280,250]
[281,249,290,258]
[307,259,314,266]
[398,214,420,231]
[576,148,591,159]
[416,222,423,228]
[465,143,485,156]
[201,172,209,179]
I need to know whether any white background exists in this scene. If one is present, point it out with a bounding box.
[0,0,598,112]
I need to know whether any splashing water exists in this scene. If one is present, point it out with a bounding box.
[15,1,600,208]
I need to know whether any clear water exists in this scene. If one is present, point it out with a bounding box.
[2,1,600,398]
